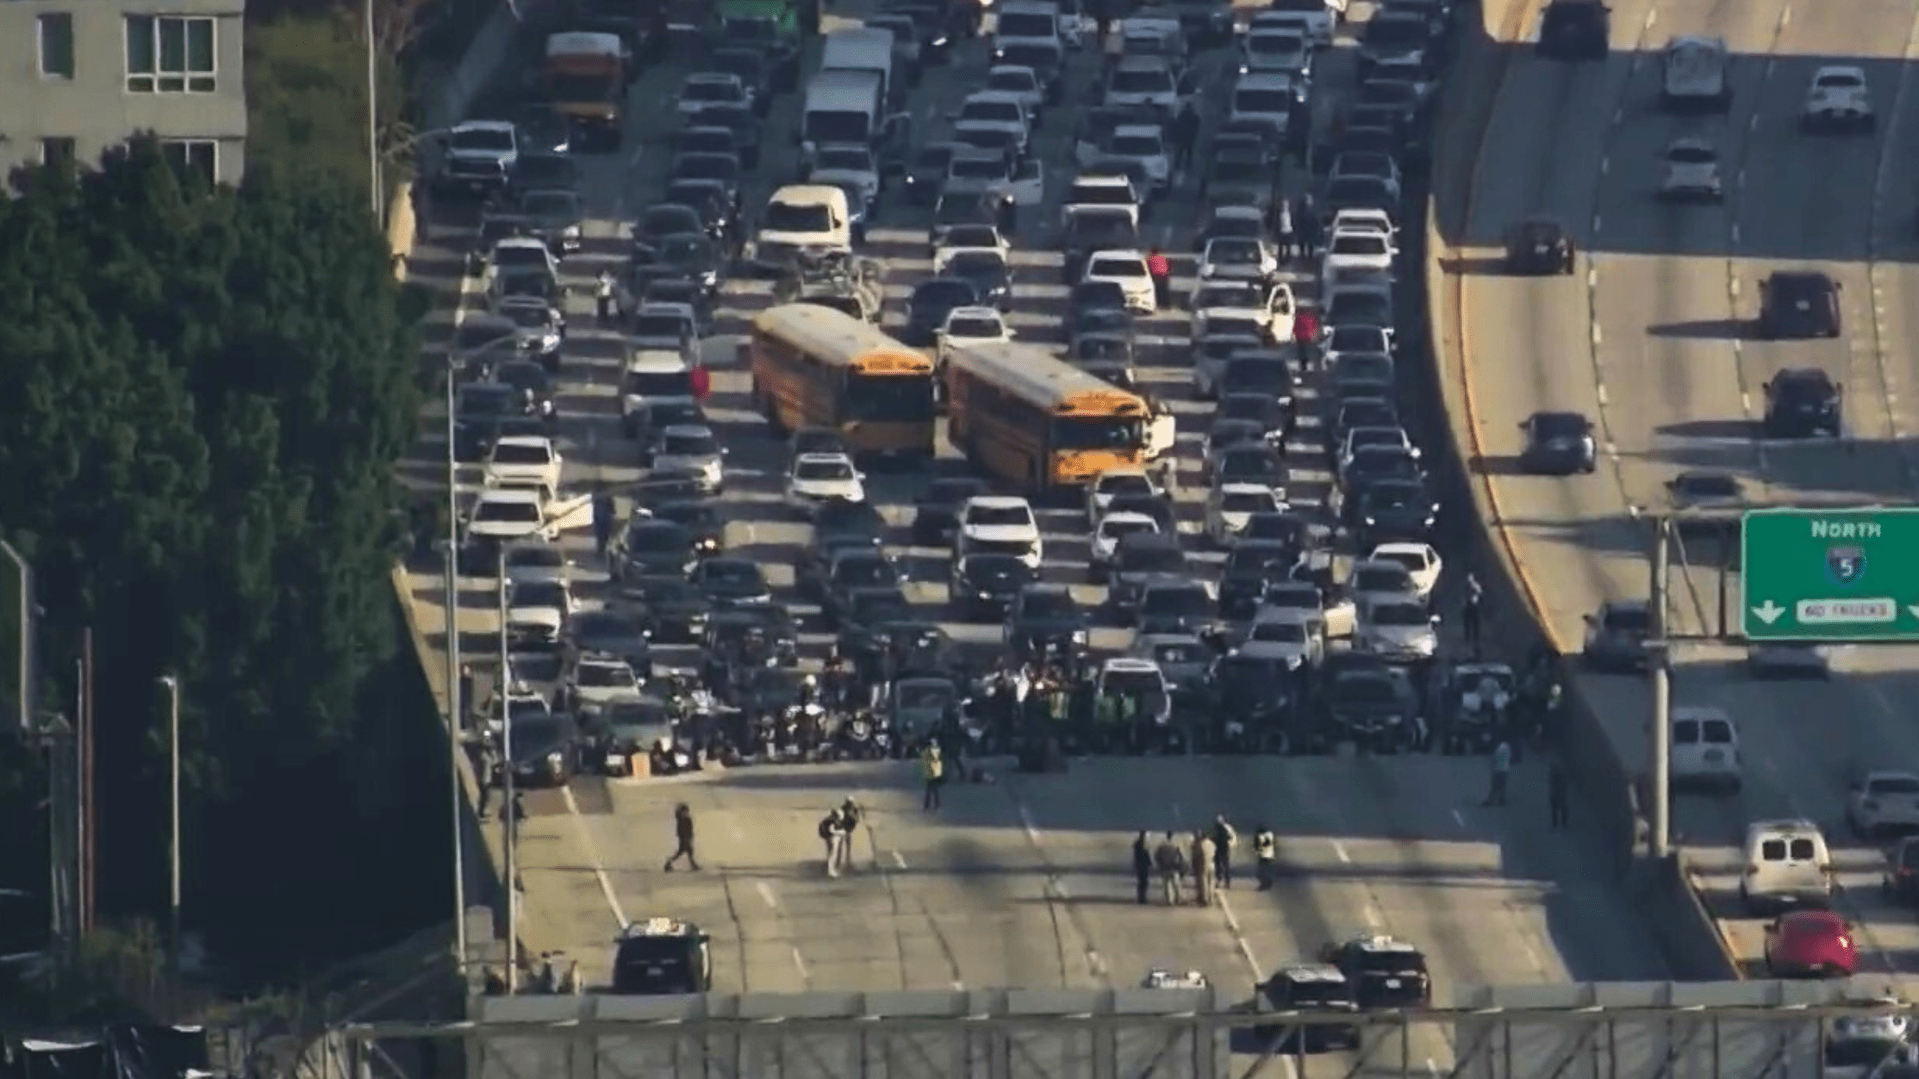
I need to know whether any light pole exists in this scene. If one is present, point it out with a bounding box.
[364,0,381,218]
[445,330,517,977]
[0,539,31,733]
[157,675,181,986]
[496,543,517,994]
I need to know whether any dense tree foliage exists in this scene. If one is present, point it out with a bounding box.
[0,140,445,973]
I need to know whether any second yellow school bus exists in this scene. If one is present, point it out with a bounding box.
[749,304,938,461]
[944,340,1152,493]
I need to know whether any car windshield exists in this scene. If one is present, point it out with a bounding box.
[998,11,1056,35]
[493,442,552,464]
[763,201,834,233]
[1089,257,1146,278]
[946,314,1003,337]
[632,314,689,339]
[1354,567,1411,592]
[627,524,689,551]
[947,252,1007,279]
[797,458,855,481]
[1533,412,1590,437]
[1104,668,1166,700]
[1222,491,1273,513]
[816,147,873,172]
[661,431,717,456]
[452,126,514,152]
[682,77,741,102]
[513,582,566,609]
[952,155,1008,180]
[1112,68,1172,93]
[968,505,1032,527]
[962,99,1024,124]
[990,69,1038,92]
[1874,776,1919,794]
[523,190,578,217]
[1668,143,1716,164]
[1102,517,1159,542]
[576,662,632,688]
[1211,156,1266,183]
[916,280,978,307]
[476,498,540,524]
[1367,15,1426,46]
[1111,134,1163,156]
[1333,233,1391,256]
[835,556,897,589]
[1069,186,1137,209]
[1000,43,1061,69]
[1210,240,1262,265]
[1144,587,1211,616]
[1250,621,1307,643]
[915,145,957,172]
[1123,546,1185,573]
[1151,642,1206,665]
[1236,89,1292,112]
[1371,602,1426,627]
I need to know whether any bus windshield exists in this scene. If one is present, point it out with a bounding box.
[846,371,937,421]
[1053,414,1142,451]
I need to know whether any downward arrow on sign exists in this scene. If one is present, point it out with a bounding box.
[1909,606,1919,621]
[1751,601,1786,625]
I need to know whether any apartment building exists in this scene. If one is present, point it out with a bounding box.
[1,0,248,184]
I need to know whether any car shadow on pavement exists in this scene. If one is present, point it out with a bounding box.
[1646,319,1748,341]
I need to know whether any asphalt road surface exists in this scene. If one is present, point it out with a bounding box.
[391,0,1669,1043]
[1442,0,1919,983]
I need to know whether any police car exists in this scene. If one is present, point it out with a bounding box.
[611,917,713,995]
[1142,967,1210,989]
[1318,935,1431,1008]
[1254,964,1361,1052]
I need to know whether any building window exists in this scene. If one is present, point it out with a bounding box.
[125,16,216,93]
[40,139,76,169]
[161,140,217,183]
[39,14,75,79]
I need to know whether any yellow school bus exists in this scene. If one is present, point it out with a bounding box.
[944,340,1156,493]
[749,304,938,461]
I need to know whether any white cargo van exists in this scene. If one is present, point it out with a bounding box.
[1668,705,1741,793]
[1739,819,1834,914]
[821,27,898,107]
[801,69,886,168]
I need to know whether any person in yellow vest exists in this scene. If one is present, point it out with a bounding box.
[921,743,945,811]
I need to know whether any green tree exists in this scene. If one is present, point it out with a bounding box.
[0,139,437,970]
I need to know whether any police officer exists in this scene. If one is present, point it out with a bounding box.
[1462,572,1486,652]
[921,743,946,810]
[1483,739,1512,808]
[1252,824,1277,890]
[1133,831,1153,904]
[595,268,616,325]
[1171,104,1200,173]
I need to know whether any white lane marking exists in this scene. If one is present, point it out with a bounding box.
[1730,223,1741,244]
[791,946,810,982]
[1600,156,1610,174]
[1586,266,1598,288]
[1610,106,1623,124]
[1591,323,1604,346]
[1332,840,1352,864]
[1428,1058,1441,1078]
[1777,5,1791,30]
[1017,803,1044,843]
[892,850,909,869]
[562,785,628,930]
[756,881,780,910]
[1218,894,1265,981]
[1643,7,1656,28]
[1591,213,1603,234]
[1740,392,1753,413]
[1749,112,1761,132]
[1595,383,1609,407]
[1451,808,1467,828]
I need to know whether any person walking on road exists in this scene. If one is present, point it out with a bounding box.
[1171,105,1200,174]
[1294,193,1321,258]
[1252,824,1277,890]
[1154,832,1187,905]
[1193,832,1218,906]
[921,743,946,810]
[1211,815,1237,889]
[1483,739,1513,808]
[1462,572,1485,652]
[1548,758,1571,829]
[819,806,846,878]
[663,803,701,871]
[1146,248,1172,309]
[595,268,617,325]
[1274,198,1295,260]
[1133,831,1154,904]
[835,798,862,873]
[592,483,615,557]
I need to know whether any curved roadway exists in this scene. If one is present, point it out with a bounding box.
[1445,0,1919,977]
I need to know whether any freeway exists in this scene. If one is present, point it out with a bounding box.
[1442,0,1919,981]
[389,0,1667,1040]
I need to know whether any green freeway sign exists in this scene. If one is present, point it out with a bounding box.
[1741,508,1919,641]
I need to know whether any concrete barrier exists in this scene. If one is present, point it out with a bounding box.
[1420,0,1736,980]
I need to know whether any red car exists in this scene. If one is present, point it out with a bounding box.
[1764,910,1857,977]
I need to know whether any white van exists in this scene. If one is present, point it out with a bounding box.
[801,69,885,168]
[1229,72,1301,138]
[821,27,897,107]
[1669,705,1741,792]
[994,0,1066,58]
[619,349,698,437]
[750,185,854,270]
[1739,819,1834,914]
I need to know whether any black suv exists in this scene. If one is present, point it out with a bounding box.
[1254,966,1361,1053]
[1319,935,1432,1008]
[1520,410,1598,474]
[1757,271,1842,338]
[612,921,712,995]
[1763,367,1843,438]
[1538,0,1610,59]
[1503,218,1575,274]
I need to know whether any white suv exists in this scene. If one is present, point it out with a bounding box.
[1847,770,1919,837]
[957,495,1044,569]
[1660,36,1730,111]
